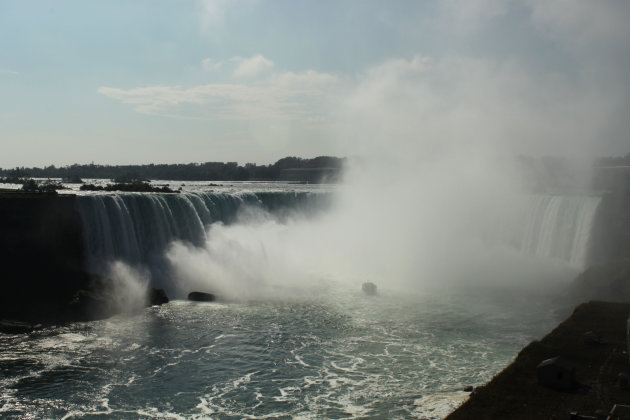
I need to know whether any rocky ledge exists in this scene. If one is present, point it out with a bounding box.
[446,300,630,420]
[0,285,169,334]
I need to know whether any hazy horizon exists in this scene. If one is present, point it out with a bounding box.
[2,1,630,168]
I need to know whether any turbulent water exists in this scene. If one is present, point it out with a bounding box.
[0,287,557,419]
[0,181,602,418]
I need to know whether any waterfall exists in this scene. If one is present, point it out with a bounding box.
[75,190,599,277]
[514,195,601,267]
[74,191,331,272]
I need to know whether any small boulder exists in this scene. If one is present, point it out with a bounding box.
[0,320,41,334]
[148,288,169,306]
[188,291,216,302]
[537,356,578,391]
[68,289,116,321]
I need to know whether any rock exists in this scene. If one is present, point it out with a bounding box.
[463,385,474,392]
[569,411,600,419]
[617,372,630,390]
[583,331,603,345]
[537,356,578,391]
[67,289,116,321]
[188,291,216,302]
[0,320,42,334]
[148,288,169,306]
[362,282,377,296]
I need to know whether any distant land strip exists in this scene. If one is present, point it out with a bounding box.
[0,156,346,184]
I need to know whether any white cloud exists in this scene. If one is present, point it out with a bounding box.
[0,69,19,76]
[233,54,274,78]
[271,70,338,91]
[201,58,223,71]
[98,68,338,122]
[198,0,231,30]
[201,54,275,78]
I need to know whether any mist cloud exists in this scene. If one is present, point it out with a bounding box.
[337,54,618,162]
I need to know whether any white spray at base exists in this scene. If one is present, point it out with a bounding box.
[104,261,150,314]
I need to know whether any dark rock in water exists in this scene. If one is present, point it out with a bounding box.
[537,356,578,391]
[67,289,117,321]
[67,285,169,321]
[188,291,216,302]
[362,282,377,296]
[463,385,474,392]
[148,288,169,305]
[0,320,43,334]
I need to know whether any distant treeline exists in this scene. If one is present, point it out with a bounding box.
[0,156,346,183]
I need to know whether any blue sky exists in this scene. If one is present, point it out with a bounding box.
[1,1,629,167]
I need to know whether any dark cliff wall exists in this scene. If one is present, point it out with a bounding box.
[587,188,630,265]
[0,192,86,319]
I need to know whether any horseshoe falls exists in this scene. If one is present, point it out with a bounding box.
[494,194,602,269]
[74,192,265,269]
[75,190,601,275]
[0,184,602,419]
[518,195,601,267]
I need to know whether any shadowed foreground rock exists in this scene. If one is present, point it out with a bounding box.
[446,301,630,420]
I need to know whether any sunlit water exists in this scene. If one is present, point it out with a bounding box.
[0,285,558,419]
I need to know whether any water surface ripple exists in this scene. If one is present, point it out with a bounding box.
[0,290,556,419]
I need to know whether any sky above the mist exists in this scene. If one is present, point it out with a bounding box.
[1,0,629,167]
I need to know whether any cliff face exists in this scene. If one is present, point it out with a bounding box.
[0,192,87,320]
[446,301,630,420]
[588,188,630,264]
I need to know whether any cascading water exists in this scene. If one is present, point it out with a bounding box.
[497,195,602,268]
[521,195,601,266]
[76,190,601,275]
[74,191,331,272]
